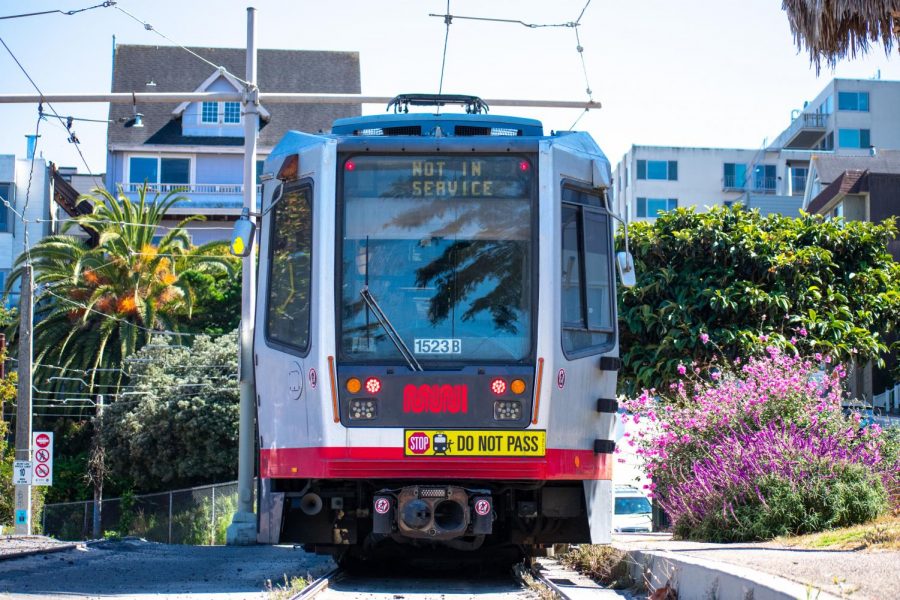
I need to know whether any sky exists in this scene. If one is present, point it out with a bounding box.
[1,0,899,174]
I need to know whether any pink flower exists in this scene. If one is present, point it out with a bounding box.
[700,333,710,344]
[677,364,687,376]
[799,328,808,337]
[759,335,768,342]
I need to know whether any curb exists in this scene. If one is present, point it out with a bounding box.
[0,542,80,562]
[620,547,842,600]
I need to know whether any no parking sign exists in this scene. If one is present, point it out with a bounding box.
[32,432,53,486]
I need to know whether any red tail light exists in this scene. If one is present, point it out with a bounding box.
[365,377,382,394]
[490,378,507,396]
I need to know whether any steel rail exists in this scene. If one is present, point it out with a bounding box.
[288,567,343,600]
[0,92,599,109]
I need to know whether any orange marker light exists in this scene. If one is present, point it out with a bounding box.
[511,379,526,395]
[346,377,362,394]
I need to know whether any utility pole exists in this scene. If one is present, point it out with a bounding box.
[226,5,259,546]
[14,265,33,535]
[91,394,104,539]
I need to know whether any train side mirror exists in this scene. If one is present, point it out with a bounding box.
[616,251,636,288]
[231,208,256,257]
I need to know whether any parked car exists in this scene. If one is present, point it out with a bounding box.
[613,486,653,533]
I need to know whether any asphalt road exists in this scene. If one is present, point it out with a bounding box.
[0,538,334,599]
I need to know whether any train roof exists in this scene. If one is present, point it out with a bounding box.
[330,112,545,138]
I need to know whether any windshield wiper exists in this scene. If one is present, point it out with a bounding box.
[359,286,423,372]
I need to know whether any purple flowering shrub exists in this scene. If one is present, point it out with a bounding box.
[621,348,898,542]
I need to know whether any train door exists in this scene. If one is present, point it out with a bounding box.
[540,140,618,543]
[254,133,337,542]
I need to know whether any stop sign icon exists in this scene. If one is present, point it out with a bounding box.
[407,432,430,455]
[35,433,51,448]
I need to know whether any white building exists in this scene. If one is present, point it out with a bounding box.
[612,78,900,222]
[0,155,93,306]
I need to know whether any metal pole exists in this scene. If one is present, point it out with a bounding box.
[226,5,258,546]
[0,92,599,109]
[14,265,33,535]
[211,486,216,545]
[91,395,104,539]
[168,491,173,544]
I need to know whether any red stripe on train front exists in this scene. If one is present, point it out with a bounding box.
[260,447,611,480]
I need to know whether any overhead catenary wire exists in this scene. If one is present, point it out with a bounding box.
[113,4,253,88]
[0,1,116,21]
[0,36,105,191]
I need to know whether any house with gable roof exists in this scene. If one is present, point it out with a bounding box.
[105,44,361,244]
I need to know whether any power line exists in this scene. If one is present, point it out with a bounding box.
[0,1,116,21]
[0,36,105,190]
[113,4,252,88]
[437,0,452,97]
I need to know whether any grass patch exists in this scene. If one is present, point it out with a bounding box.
[774,514,900,550]
[265,574,308,600]
[560,545,631,589]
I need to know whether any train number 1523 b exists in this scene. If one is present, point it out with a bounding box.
[414,338,462,354]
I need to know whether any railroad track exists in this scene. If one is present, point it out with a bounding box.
[288,558,627,600]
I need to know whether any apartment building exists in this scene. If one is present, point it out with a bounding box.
[612,78,900,222]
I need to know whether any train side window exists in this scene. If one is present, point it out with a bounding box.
[561,185,615,357]
[266,182,313,354]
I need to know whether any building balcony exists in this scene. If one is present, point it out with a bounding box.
[752,177,777,193]
[791,174,807,196]
[723,174,745,190]
[120,182,263,211]
[780,113,828,150]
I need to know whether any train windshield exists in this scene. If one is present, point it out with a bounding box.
[340,155,534,365]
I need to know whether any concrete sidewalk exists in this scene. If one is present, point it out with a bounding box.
[613,533,898,600]
[0,536,80,561]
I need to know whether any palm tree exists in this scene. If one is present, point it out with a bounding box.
[4,185,228,396]
[783,0,900,70]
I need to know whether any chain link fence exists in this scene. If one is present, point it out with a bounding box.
[42,480,255,544]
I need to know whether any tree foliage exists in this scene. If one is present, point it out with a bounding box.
[100,332,238,491]
[618,207,900,394]
[4,186,231,395]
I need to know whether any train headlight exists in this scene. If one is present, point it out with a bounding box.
[346,378,362,394]
[494,400,522,420]
[349,398,377,420]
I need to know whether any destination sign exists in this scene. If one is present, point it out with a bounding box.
[343,155,533,200]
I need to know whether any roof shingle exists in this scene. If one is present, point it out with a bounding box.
[108,44,361,148]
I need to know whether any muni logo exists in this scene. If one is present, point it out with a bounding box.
[403,384,468,414]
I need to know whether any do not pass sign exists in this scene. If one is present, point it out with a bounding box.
[31,431,53,486]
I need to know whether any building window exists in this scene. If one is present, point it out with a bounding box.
[790,166,808,195]
[0,183,12,233]
[266,182,313,354]
[817,95,833,115]
[838,128,871,149]
[723,163,747,189]
[838,91,869,112]
[201,102,218,124]
[223,102,241,124]
[817,131,835,151]
[561,185,614,357]
[128,157,191,185]
[753,165,776,192]
[637,159,677,181]
[636,197,677,218]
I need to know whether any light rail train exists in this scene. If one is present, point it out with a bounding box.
[239,94,633,562]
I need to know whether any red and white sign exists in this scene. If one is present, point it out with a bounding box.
[474,499,491,516]
[557,369,566,389]
[407,431,431,455]
[374,497,391,515]
[32,431,53,486]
